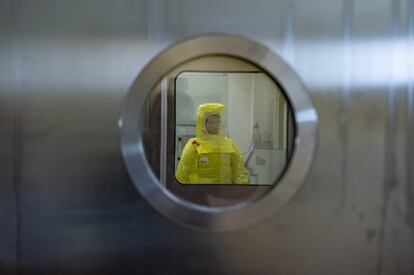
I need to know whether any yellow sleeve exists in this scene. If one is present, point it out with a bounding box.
[176,139,197,183]
[230,139,250,184]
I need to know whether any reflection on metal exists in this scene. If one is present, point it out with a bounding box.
[296,109,318,123]
[120,35,318,231]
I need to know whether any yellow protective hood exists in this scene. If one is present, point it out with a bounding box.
[195,103,225,138]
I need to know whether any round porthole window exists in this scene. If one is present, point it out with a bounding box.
[120,34,318,231]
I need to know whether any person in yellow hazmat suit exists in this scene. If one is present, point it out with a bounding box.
[176,103,249,184]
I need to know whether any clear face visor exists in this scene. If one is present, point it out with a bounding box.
[204,113,223,135]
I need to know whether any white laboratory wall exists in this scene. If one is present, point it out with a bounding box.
[175,72,228,125]
[227,73,254,155]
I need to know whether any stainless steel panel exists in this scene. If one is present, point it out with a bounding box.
[0,0,413,274]
[1,1,19,274]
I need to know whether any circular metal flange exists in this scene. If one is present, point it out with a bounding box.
[120,34,318,231]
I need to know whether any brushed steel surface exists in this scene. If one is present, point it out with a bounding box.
[0,0,413,274]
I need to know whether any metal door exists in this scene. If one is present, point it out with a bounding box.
[1,1,413,274]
